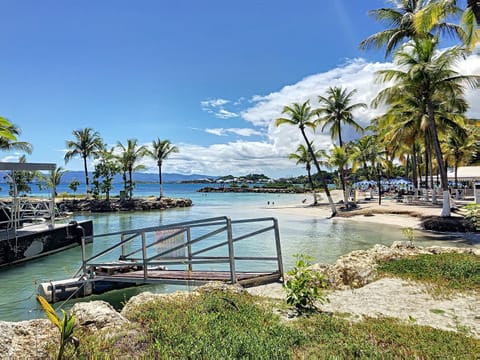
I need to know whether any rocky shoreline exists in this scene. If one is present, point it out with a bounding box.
[57,197,192,212]
[1,242,478,358]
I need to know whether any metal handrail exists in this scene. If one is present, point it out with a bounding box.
[74,216,283,282]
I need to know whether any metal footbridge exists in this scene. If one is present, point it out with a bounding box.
[38,216,284,303]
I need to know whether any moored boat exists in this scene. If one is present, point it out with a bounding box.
[0,162,93,267]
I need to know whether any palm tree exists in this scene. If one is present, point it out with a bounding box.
[360,0,464,57]
[0,118,32,154]
[467,0,480,23]
[288,143,325,205]
[116,139,148,200]
[276,101,337,217]
[374,37,479,216]
[443,126,477,189]
[315,86,366,147]
[45,167,66,197]
[326,145,352,208]
[146,138,179,199]
[64,128,103,197]
[414,0,480,48]
[350,135,379,181]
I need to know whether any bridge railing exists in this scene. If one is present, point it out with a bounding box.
[74,216,283,284]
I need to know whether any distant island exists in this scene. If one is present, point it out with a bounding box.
[198,186,305,194]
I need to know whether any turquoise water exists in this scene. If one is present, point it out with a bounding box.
[0,183,477,321]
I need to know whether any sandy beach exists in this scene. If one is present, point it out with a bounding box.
[262,190,465,229]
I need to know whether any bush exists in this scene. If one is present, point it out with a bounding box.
[283,254,328,311]
[464,203,480,232]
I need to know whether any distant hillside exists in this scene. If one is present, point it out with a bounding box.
[0,171,217,185]
[60,171,216,184]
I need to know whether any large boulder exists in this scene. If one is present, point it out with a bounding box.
[72,300,129,330]
[311,242,480,289]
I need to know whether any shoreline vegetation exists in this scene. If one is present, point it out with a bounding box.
[2,242,478,358]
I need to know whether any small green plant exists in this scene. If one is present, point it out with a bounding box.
[283,254,328,311]
[464,203,480,231]
[36,295,78,360]
[401,227,415,245]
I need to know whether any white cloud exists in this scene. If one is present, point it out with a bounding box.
[205,128,263,137]
[1,155,20,163]
[140,141,296,177]
[205,128,227,136]
[142,54,480,178]
[200,98,229,108]
[216,109,238,119]
[200,98,239,119]
[458,52,480,119]
[242,58,391,128]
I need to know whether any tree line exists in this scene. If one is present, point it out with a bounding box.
[277,0,480,218]
[0,120,178,200]
[64,128,179,200]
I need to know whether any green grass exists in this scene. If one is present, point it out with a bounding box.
[376,253,480,291]
[57,290,480,359]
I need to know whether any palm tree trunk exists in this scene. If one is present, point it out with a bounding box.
[300,128,337,217]
[412,144,418,197]
[376,168,382,205]
[426,99,450,216]
[306,168,318,205]
[340,168,349,209]
[83,156,89,199]
[158,161,163,199]
[128,169,133,200]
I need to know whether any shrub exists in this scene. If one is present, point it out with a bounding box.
[283,254,328,311]
[464,203,480,232]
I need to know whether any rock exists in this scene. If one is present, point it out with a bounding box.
[58,197,193,213]
[72,300,129,330]
[311,242,480,289]
[0,319,56,359]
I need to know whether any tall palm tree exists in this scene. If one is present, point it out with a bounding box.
[64,128,103,197]
[288,143,325,205]
[116,139,148,200]
[374,37,479,216]
[146,138,179,199]
[276,101,337,217]
[315,87,366,147]
[360,0,464,57]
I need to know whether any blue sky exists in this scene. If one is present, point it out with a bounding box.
[0,0,478,178]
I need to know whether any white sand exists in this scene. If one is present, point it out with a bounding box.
[260,190,456,229]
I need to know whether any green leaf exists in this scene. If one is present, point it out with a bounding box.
[36,295,61,330]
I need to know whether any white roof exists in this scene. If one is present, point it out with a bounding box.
[447,166,480,181]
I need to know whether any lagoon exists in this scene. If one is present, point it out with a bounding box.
[0,183,477,321]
